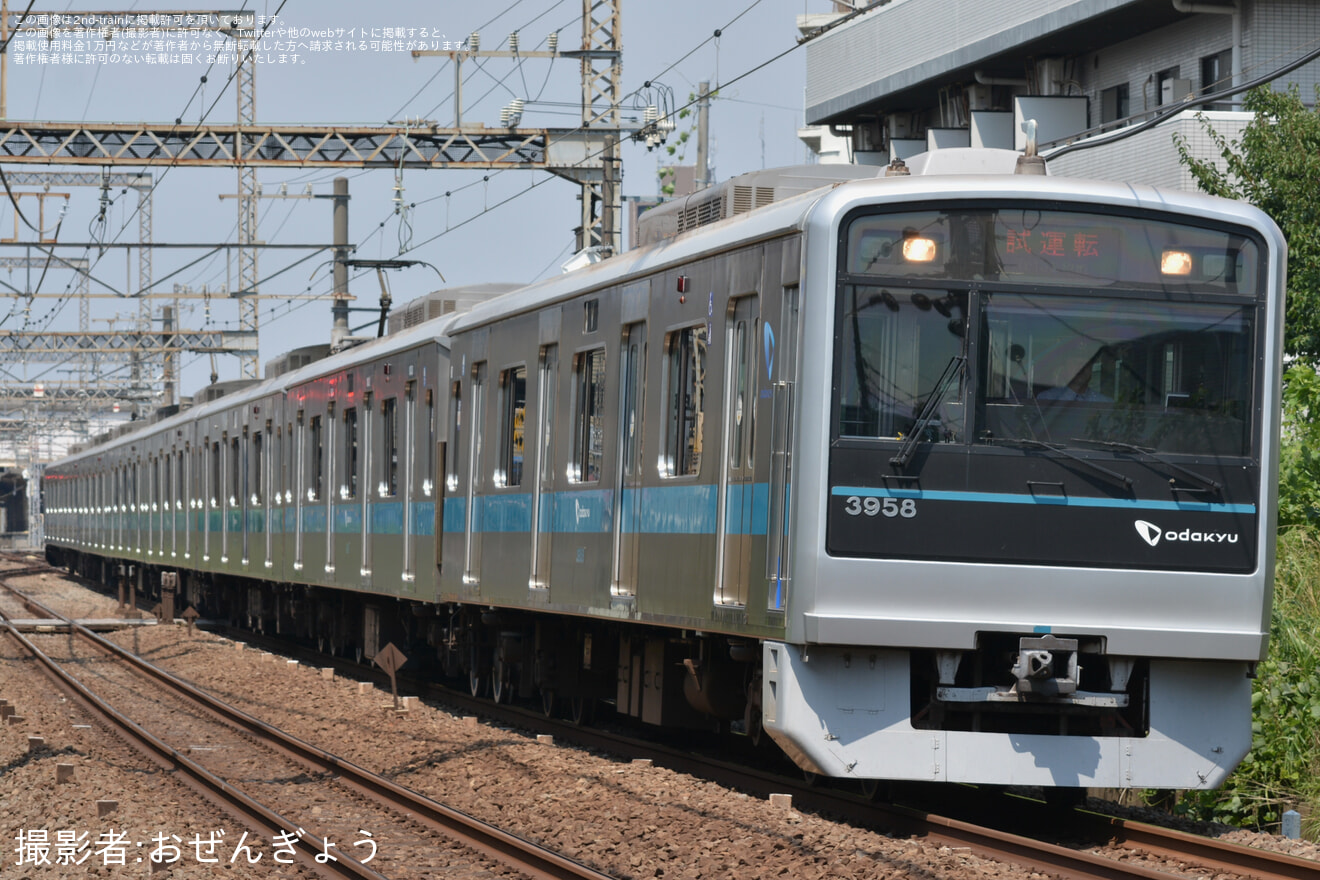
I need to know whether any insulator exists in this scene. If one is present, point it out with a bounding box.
[468,31,479,51]
[548,32,558,54]
[644,106,658,125]
[509,31,518,53]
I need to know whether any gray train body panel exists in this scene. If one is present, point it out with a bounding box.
[43,149,1284,789]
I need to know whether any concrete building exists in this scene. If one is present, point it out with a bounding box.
[799,0,1320,187]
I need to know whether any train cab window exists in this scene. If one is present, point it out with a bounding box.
[382,397,399,496]
[310,415,323,502]
[571,349,606,483]
[836,285,967,442]
[979,293,1253,455]
[344,407,358,499]
[498,366,527,487]
[662,326,708,477]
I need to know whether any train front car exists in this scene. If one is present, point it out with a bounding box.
[764,168,1284,789]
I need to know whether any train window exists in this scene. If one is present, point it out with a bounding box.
[210,441,220,506]
[662,326,708,477]
[382,397,399,496]
[344,407,358,499]
[498,366,527,487]
[230,436,241,505]
[425,388,435,496]
[620,325,645,479]
[532,345,558,588]
[447,381,462,492]
[252,430,263,504]
[283,424,292,502]
[730,320,748,467]
[571,349,606,483]
[310,416,323,502]
[836,285,966,442]
[584,299,599,333]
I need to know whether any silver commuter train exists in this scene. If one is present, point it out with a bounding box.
[44,148,1285,790]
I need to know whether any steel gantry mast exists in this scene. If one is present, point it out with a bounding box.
[230,16,260,378]
[577,0,622,255]
[0,4,624,427]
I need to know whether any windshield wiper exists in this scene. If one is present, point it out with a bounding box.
[987,438,1133,489]
[890,355,965,469]
[1069,438,1222,492]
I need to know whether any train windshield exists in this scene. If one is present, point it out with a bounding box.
[836,207,1261,458]
[979,293,1251,455]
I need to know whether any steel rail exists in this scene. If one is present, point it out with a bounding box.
[0,617,385,880]
[21,558,1316,880]
[0,574,618,880]
[1096,814,1320,880]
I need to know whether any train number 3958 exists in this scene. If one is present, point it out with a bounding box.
[843,496,917,518]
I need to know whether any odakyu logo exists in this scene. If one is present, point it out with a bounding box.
[763,321,775,382]
[1134,519,1239,547]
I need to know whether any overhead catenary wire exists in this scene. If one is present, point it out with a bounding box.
[36,0,876,396]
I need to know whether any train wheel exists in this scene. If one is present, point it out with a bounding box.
[468,665,485,698]
[491,658,511,704]
[802,769,822,787]
[746,707,764,748]
[859,778,888,801]
[540,689,556,718]
[568,695,594,726]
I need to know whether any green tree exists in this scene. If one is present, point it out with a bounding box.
[1175,85,1320,362]
[1173,86,1320,835]
[1176,86,1320,526]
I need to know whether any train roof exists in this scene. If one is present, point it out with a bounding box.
[54,311,456,469]
[448,180,829,334]
[450,150,1285,336]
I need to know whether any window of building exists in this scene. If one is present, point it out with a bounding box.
[1201,49,1233,110]
[498,366,527,487]
[662,325,708,477]
[1156,66,1182,105]
[1100,83,1129,125]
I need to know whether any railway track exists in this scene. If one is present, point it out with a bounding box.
[0,570,617,880]
[6,557,1318,880]
[210,617,1320,880]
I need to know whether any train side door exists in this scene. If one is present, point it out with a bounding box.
[530,345,557,591]
[611,322,646,597]
[717,295,759,606]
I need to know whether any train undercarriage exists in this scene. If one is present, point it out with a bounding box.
[47,546,767,739]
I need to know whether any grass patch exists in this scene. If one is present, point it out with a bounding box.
[1169,527,1320,836]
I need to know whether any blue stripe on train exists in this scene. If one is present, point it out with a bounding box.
[168,485,776,538]
[829,485,1257,515]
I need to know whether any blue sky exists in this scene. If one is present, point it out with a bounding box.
[2,0,815,399]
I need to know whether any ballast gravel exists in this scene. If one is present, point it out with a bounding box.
[1,561,1316,879]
